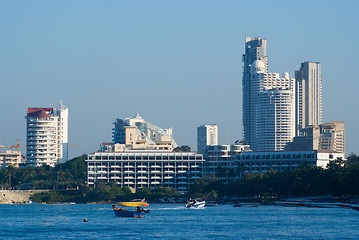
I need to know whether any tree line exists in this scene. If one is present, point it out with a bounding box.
[1,153,358,203]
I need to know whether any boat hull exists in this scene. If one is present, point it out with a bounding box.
[113,207,145,218]
[186,201,206,208]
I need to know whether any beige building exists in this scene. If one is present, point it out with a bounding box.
[111,114,177,152]
[0,150,22,168]
[295,62,322,134]
[286,121,345,155]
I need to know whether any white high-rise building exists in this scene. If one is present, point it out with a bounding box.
[26,102,69,167]
[197,124,218,154]
[295,62,322,134]
[247,59,296,151]
[242,37,268,146]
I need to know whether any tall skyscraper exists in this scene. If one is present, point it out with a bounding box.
[26,102,68,167]
[242,38,296,151]
[295,62,322,134]
[197,124,218,154]
[242,37,268,146]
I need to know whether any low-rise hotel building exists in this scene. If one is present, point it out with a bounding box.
[203,144,251,176]
[204,148,345,181]
[234,150,345,173]
[86,151,204,193]
[0,150,22,168]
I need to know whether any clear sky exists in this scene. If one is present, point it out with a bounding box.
[1,0,358,159]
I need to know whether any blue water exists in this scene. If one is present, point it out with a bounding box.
[0,204,358,239]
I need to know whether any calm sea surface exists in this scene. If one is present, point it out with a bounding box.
[0,203,358,239]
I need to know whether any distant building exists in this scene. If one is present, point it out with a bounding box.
[86,150,204,193]
[202,144,251,177]
[242,37,268,147]
[197,124,218,154]
[205,149,345,182]
[286,121,345,156]
[0,150,22,168]
[295,62,322,134]
[234,150,345,173]
[247,58,295,151]
[112,114,177,151]
[26,102,68,167]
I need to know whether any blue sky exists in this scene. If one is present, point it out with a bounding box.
[1,0,358,158]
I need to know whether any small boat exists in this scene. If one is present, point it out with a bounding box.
[118,198,149,207]
[205,202,218,207]
[186,199,206,208]
[233,203,260,207]
[112,205,146,218]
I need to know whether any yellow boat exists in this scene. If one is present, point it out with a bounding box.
[118,198,149,207]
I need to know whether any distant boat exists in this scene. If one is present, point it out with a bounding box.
[276,200,343,208]
[205,202,218,207]
[118,198,149,207]
[186,199,206,208]
[112,205,146,218]
[233,203,260,207]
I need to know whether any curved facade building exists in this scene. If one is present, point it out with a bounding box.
[26,102,68,167]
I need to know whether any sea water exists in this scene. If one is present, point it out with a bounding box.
[0,204,358,239]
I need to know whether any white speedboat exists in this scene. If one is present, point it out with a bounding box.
[186,199,206,208]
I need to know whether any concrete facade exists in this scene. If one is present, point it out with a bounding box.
[242,37,268,146]
[86,151,204,193]
[112,114,177,151]
[295,62,322,134]
[0,150,22,168]
[26,102,68,167]
[286,121,345,155]
[204,149,345,182]
[246,57,295,151]
[197,124,218,154]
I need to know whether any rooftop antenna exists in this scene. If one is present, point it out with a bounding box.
[227,129,229,145]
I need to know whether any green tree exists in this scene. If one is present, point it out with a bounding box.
[173,145,191,152]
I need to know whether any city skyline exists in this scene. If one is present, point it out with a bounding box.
[1,1,359,158]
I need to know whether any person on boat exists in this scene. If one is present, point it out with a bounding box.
[137,206,141,212]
